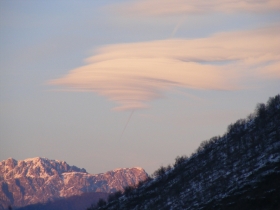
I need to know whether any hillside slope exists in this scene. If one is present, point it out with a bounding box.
[95,94,280,210]
[0,158,148,210]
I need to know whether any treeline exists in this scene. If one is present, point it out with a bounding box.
[87,94,280,210]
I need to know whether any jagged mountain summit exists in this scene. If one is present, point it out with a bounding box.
[0,157,148,210]
[92,94,280,210]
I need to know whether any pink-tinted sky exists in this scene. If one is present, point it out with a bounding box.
[1,0,279,174]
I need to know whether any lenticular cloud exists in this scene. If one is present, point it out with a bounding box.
[49,26,280,111]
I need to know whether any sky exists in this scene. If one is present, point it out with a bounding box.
[0,0,279,175]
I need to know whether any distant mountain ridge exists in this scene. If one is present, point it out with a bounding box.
[16,192,109,210]
[0,157,148,210]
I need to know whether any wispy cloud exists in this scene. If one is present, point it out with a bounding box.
[49,25,280,111]
[110,0,280,16]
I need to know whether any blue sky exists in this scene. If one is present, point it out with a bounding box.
[1,0,279,174]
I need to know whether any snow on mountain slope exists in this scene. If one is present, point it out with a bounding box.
[95,94,280,210]
[0,157,148,210]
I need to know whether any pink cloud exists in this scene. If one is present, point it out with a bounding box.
[49,25,280,111]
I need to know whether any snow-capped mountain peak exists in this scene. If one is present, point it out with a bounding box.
[0,157,148,210]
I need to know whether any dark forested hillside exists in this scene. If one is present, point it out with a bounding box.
[90,94,280,210]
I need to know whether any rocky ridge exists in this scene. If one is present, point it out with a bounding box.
[0,157,148,210]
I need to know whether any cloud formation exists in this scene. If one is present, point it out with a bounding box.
[49,25,280,111]
[111,0,280,16]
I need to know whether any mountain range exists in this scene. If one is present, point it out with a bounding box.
[0,157,148,210]
[1,95,280,210]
